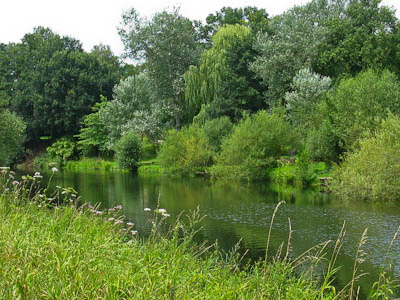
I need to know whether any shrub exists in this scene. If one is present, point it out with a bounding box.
[158,125,212,176]
[0,109,26,166]
[202,116,233,152]
[332,114,400,202]
[211,110,298,181]
[141,137,159,160]
[114,131,142,172]
[47,137,79,163]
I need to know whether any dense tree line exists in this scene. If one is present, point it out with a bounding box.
[2,0,400,202]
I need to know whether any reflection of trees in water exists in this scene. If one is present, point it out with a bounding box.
[46,171,400,299]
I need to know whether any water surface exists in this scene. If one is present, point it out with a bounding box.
[46,170,400,299]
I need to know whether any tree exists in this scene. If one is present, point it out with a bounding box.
[119,8,202,126]
[250,0,340,105]
[251,0,399,105]
[1,27,121,143]
[0,105,26,166]
[285,68,332,127]
[327,69,400,151]
[99,73,174,148]
[185,24,265,121]
[75,96,110,157]
[202,6,269,41]
[315,0,399,78]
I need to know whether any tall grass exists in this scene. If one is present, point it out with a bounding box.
[0,167,398,299]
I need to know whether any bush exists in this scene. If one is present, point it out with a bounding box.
[141,137,159,160]
[332,114,400,202]
[304,119,339,163]
[211,110,298,181]
[0,109,26,166]
[47,137,79,164]
[158,125,212,176]
[202,116,233,152]
[114,131,142,172]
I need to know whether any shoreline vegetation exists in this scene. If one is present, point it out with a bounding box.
[1,167,399,299]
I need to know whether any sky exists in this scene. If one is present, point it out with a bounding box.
[1,0,399,57]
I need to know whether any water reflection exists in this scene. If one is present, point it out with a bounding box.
[44,170,400,299]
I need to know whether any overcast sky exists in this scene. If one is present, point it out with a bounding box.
[1,0,399,57]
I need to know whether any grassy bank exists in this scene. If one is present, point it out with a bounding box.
[0,168,325,299]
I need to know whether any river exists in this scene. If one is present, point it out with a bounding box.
[46,169,400,299]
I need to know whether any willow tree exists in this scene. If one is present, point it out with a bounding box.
[184,24,264,121]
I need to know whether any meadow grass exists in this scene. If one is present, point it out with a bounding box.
[0,168,321,299]
[0,167,398,299]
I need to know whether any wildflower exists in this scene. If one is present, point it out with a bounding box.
[4,188,9,192]
[61,191,67,194]
[114,205,123,210]
[130,230,138,236]
[51,167,58,172]
[107,217,115,222]
[0,167,10,170]
[95,211,103,215]
[114,220,123,225]
[126,222,134,227]
[88,203,94,209]
[144,208,151,212]
[162,213,171,218]
[12,181,19,185]
[34,172,43,179]
[157,208,167,214]
[108,208,115,212]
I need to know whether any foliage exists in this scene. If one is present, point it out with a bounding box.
[327,69,400,151]
[185,24,264,120]
[332,114,400,202]
[114,131,142,172]
[75,96,110,157]
[202,116,233,152]
[285,68,332,127]
[270,156,327,187]
[304,119,339,163]
[315,0,399,78]
[99,73,173,148]
[0,108,25,166]
[47,137,79,163]
[202,6,269,42]
[158,125,212,176]
[1,27,121,143]
[141,137,159,160]
[66,158,119,172]
[250,0,337,105]
[211,110,297,181]
[119,8,202,125]
[251,0,399,104]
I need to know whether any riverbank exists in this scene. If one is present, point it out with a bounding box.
[0,170,325,299]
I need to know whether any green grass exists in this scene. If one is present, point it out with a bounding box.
[66,157,120,171]
[1,168,397,299]
[270,157,331,188]
[0,170,321,299]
